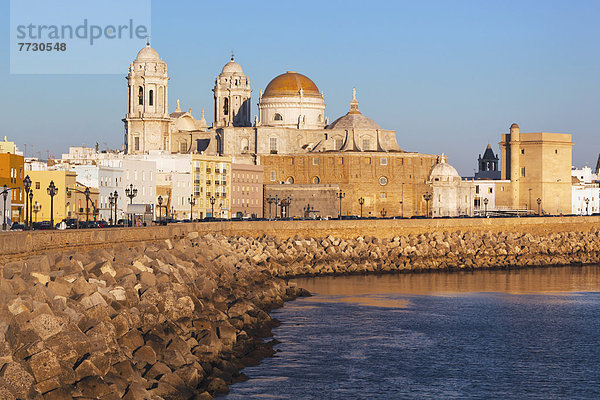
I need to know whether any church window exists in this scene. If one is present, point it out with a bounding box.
[138,87,143,105]
[223,98,229,115]
[286,176,294,184]
[149,90,154,106]
[379,176,388,186]
[362,139,371,150]
[180,141,187,153]
[380,157,388,166]
[241,138,249,151]
[274,113,283,121]
[381,193,386,199]
[270,171,276,182]
[134,136,140,151]
[334,138,343,150]
[269,137,278,154]
[312,158,319,166]
[312,176,320,184]
[521,149,525,155]
[235,79,238,86]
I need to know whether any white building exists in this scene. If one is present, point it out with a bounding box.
[98,167,124,222]
[571,166,598,184]
[429,160,474,217]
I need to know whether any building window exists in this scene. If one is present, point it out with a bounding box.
[520,167,526,177]
[555,149,558,154]
[223,98,229,115]
[501,186,505,191]
[312,176,320,184]
[312,158,319,166]
[334,138,343,150]
[379,176,388,186]
[381,192,386,199]
[521,149,525,155]
[475,185,480,194]
[270,171,276,182]
[362,139,371,150]
[488,187,493,194]
[36,182,40,189]
[179,141,187,153]
[149,90,154,106]
[138,86,143,105]
[286,176,294,184]
[134,137,140,151]
[270,137,278,154]
[380,157,388,166]
[274,113,283,121]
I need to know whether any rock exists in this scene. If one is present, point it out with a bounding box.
[207,377,229,395]
[28,350,61,382]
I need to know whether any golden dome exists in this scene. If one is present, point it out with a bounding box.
[262,71,321,98]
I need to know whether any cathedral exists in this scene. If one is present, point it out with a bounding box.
[123,43,446,217]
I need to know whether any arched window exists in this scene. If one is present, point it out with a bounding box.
[138,87,143,105]
[223,98,229,115]
[312,176,320,184]
[274,113,283,121]
[241,137,249,151]
[286,176,295,184]
[318,114,323,122]
[149,90,154,106]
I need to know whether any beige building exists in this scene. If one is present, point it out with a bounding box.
[264,184,340,219]
[429,160,474,217]
[192,155,232,218]
[231,163,263,218]
[499,123,573,214]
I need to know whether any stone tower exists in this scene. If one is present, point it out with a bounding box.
[475,144,500,179]
[213,55,252,128]
[124,43,171,154]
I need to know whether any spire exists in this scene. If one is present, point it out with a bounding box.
[175,99,181,112]
[349,88,360,114]
[146,35,150,46]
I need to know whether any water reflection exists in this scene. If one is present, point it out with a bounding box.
[293,265,600,304]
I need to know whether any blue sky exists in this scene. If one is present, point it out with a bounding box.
[2,0,599,175]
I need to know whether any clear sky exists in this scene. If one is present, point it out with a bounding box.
[1,0,599,175]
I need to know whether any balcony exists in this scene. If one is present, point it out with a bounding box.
[215,168,220,173]
[206,192,211,197]
[206,168,211,173]
[206,180,211,185]
[215,193,220,197]
[215,181,220,186]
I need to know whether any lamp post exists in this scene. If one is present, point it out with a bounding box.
[157,195,163,223]
[29,191,33,227]
[528,188,532,212]
[113,190,119,224]
[380,208,387,218]
[108,193,114,225]
[47,181,58,228]
[423,192,432,218]
[585,197,590,215]
[266,195,276,219]
[483,197,489,217]
[537,197,542,216]
[33,202,41,222]
[1,185,8,230]
[83,187,91,223]
[209,196,216,219]
[280,196,291,219]
[336,189,345,219]
[171,206,175,220]
[188,195,196,221]
[358,197,365,218]
[23,175,31,229]
[125,184,137,227]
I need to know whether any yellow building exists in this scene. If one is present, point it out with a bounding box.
[499,123,573,214]
[28,171,76,223]
[0,153,25,222]
[192,155,232,218]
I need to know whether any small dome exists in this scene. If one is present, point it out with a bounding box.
[510,123,519,129]
[135,44,160,61]
[263,72,321,98]
[327,88,380,130]
[429,160,460,180]
[221,57,244,75]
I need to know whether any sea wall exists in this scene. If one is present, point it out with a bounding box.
[1,218,600,398]
[1,216,600,259]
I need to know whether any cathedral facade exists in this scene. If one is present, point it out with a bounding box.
[123,44,446,217]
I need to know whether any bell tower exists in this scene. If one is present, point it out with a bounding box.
[213,54,252,128]
[124,42,171,154]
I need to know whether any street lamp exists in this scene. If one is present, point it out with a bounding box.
[423,192,432,218]
[23,175,31,229]
[125,184,138,227]
[157,195,163,223]
[358,197,365,218]
[188,194,196,221]
[108,192,114,225]
[209,196,216,218]
[336,189,345,219]
[47,180,58,228]
[380,208,387,218]
[266,195,276,219]
[483,197,489,217]
[585,198,590,215]
[537,198,542,216]
[29,191,33,227]
[113,190,119,224]
[2,185,8,230]
[33,202,41,222]
[279,196,291,218]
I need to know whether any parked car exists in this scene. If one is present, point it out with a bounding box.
[10,222,25,231]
